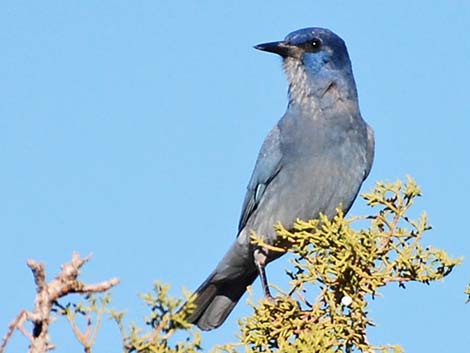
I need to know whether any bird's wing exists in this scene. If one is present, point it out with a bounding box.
[363,123,375,180]
[238,125,283,233]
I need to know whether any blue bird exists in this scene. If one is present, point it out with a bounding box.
[186,27,374,330]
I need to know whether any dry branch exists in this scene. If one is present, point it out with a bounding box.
[0,252,119,353]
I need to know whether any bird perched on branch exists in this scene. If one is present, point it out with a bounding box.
[185,27,374,331]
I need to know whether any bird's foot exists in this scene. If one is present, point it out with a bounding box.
[263,293,277,304]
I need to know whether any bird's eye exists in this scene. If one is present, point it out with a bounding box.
[312,39,321,49]
[303,38,322,52]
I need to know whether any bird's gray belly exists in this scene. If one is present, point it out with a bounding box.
[245,153,364,252]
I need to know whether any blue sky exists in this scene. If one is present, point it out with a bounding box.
[1,1,469,352]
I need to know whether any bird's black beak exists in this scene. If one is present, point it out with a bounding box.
[254,41,294,57]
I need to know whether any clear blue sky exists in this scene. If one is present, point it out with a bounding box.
[1,1,469,352]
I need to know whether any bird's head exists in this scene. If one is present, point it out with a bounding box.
[255,27,357,107]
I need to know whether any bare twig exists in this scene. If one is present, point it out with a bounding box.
[0,310,28,353]
[0,252,119,353]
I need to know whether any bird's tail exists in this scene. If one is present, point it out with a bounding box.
[185,271,258,331]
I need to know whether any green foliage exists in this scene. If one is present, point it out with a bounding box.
[55,178,461,353]
[243,177,461,352]
[55,293,113,353]
[111,282,202,353]
[57,282,201,353]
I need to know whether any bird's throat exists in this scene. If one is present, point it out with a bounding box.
[283,57,355,113]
